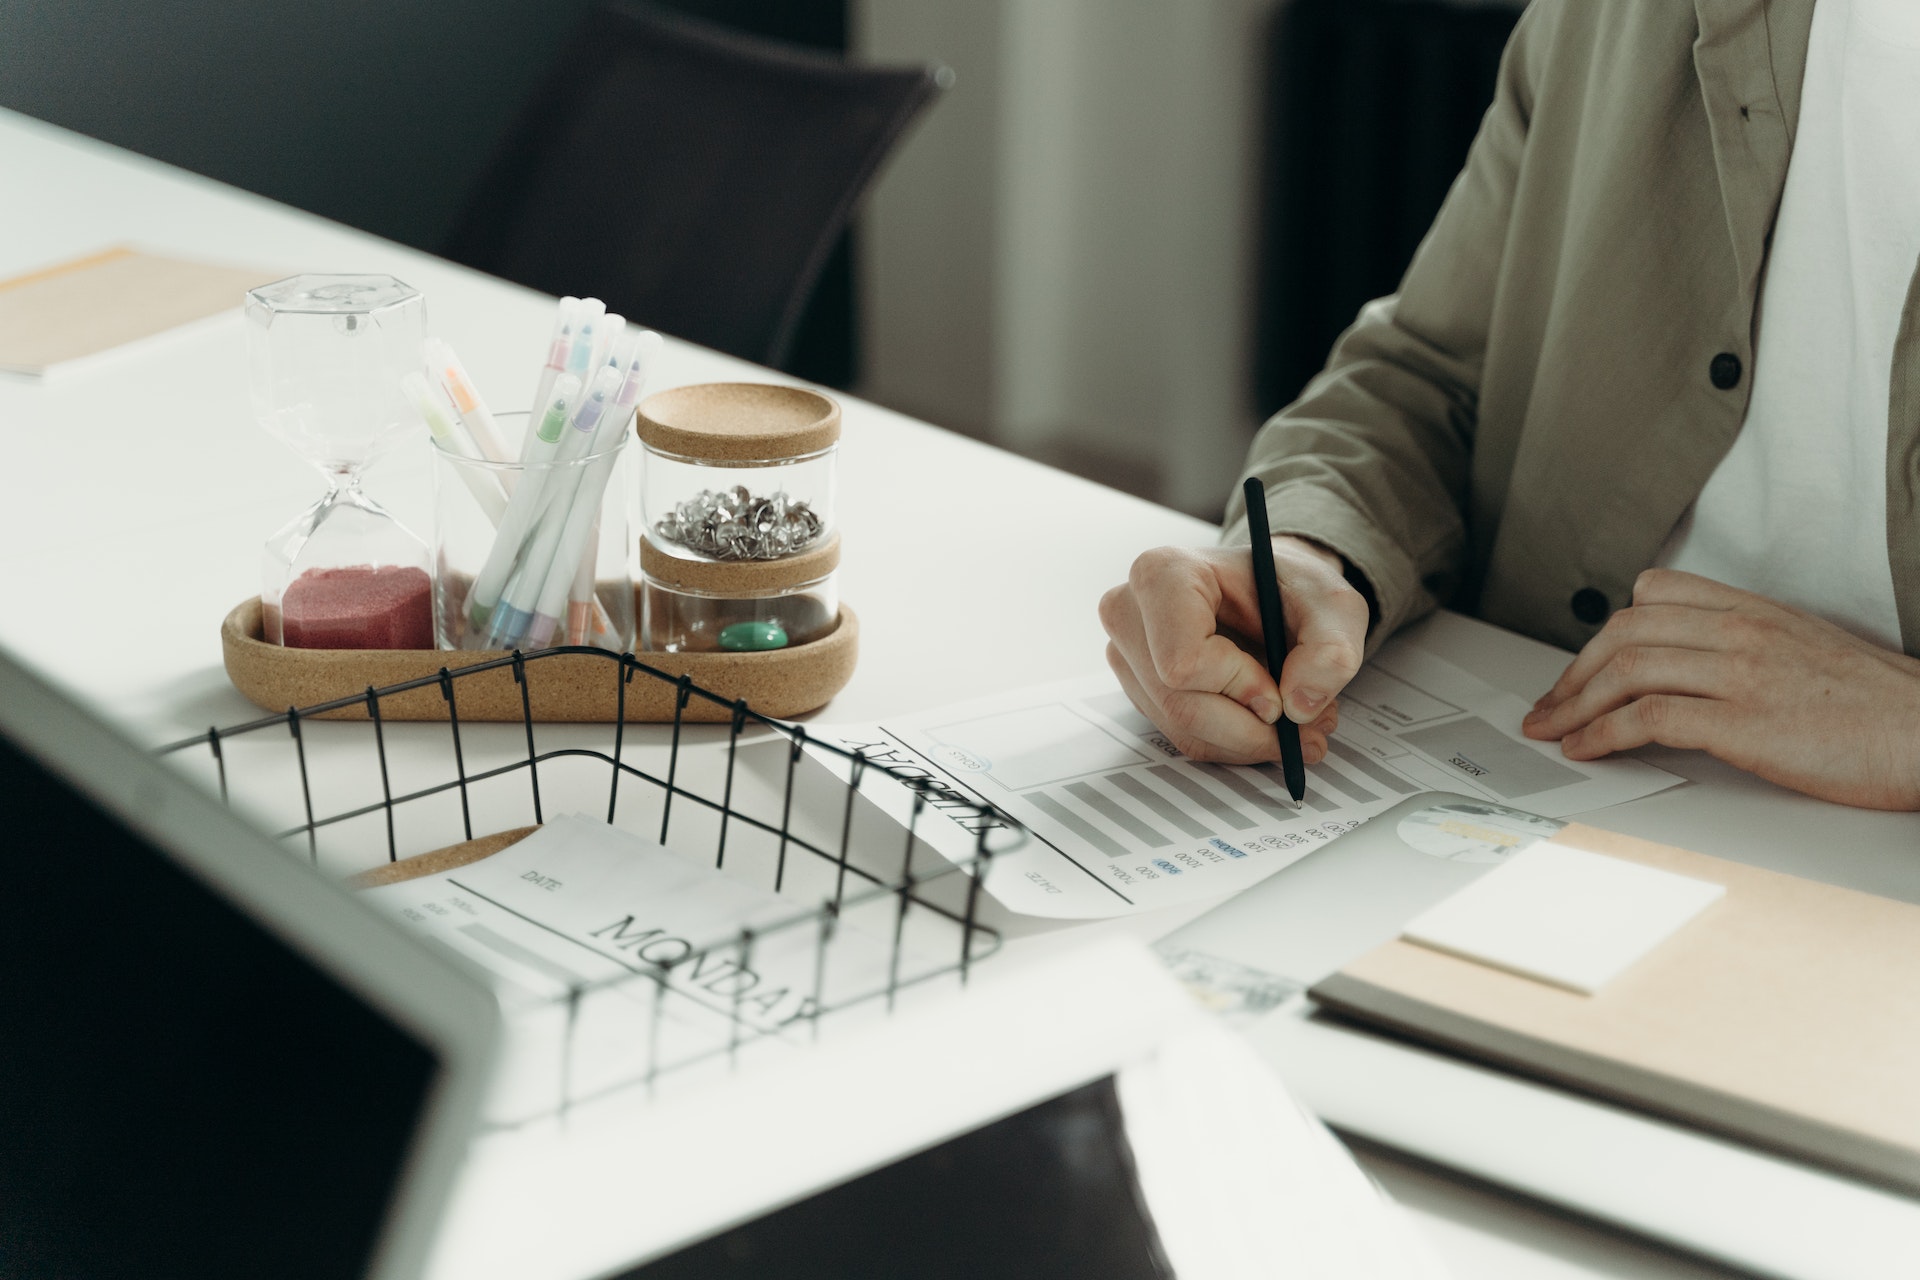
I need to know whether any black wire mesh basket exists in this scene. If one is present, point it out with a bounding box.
[157,647,1026,1121]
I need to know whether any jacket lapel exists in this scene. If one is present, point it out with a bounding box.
[1692,0,1813,322]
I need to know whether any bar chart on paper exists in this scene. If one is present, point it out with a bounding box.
[815,641,1681,918]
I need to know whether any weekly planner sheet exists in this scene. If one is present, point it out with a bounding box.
[359,817,905,1121]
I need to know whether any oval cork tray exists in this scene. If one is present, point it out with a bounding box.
[220,595,858,723]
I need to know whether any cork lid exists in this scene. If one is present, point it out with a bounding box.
[635,382,841,461]
[642,531,840,593]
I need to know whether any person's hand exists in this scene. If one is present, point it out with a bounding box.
[1522,569,1920,810]
[1098,539,1369,764]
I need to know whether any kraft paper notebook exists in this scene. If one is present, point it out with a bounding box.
[1309,823,1920,1196]
[0,246,276,376]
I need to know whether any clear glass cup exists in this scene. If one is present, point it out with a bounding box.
[640,568,839,653]
[432,411,637,652]
[640,445,836,562]
[635,383,840,563]
[246,274,431,648]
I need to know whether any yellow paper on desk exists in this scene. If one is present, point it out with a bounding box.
[0,245,278,376]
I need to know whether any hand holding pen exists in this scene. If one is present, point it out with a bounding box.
[1096,499,1365,768]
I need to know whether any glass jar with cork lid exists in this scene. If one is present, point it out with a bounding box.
[636,383,841,653]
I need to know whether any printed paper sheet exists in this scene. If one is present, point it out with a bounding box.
[808,639,1682,918]
[359,816,901,1121]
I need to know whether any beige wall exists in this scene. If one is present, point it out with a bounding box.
[857,0,1281,517]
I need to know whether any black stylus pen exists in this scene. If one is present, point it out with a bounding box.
[1242,477,1307,802]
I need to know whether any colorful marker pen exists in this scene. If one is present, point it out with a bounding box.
[460,373,581,640]
[485,365,623,648]
[520,296,578,462]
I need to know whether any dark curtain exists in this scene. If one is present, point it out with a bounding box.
[1255,0,1523,420]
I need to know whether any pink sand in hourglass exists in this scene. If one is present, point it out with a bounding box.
[281,566,433,650]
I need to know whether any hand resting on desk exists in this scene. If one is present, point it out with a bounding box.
[1097,539,1363,764]
[1522,569,1920,810]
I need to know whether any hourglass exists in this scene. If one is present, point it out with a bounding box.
[246,274,432,648]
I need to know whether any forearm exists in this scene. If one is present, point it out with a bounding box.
[1221,2,1551,651]
[1223,297,1478,651]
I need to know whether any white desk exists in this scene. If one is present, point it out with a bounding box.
[5,105,1913,1279]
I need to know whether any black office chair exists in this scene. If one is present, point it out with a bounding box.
[444,3,944,371]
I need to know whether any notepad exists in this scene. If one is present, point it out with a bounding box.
[1310,822,1920,1197]
[1401,842,1725,994]
[0,246,278,376]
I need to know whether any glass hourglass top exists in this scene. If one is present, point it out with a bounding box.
[246,273,426,472]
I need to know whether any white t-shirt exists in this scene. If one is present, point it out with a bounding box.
[1656,0,1920,652]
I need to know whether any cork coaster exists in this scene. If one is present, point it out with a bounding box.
[348,826,539,889]
[221,595,858,723]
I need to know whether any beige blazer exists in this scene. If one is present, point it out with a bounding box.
[1226,0,1920,658]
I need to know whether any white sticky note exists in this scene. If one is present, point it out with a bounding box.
[1401,842,1725,994]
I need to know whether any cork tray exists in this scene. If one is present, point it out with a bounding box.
[220,594,858,723]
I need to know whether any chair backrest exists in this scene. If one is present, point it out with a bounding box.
[445,3,943,370]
